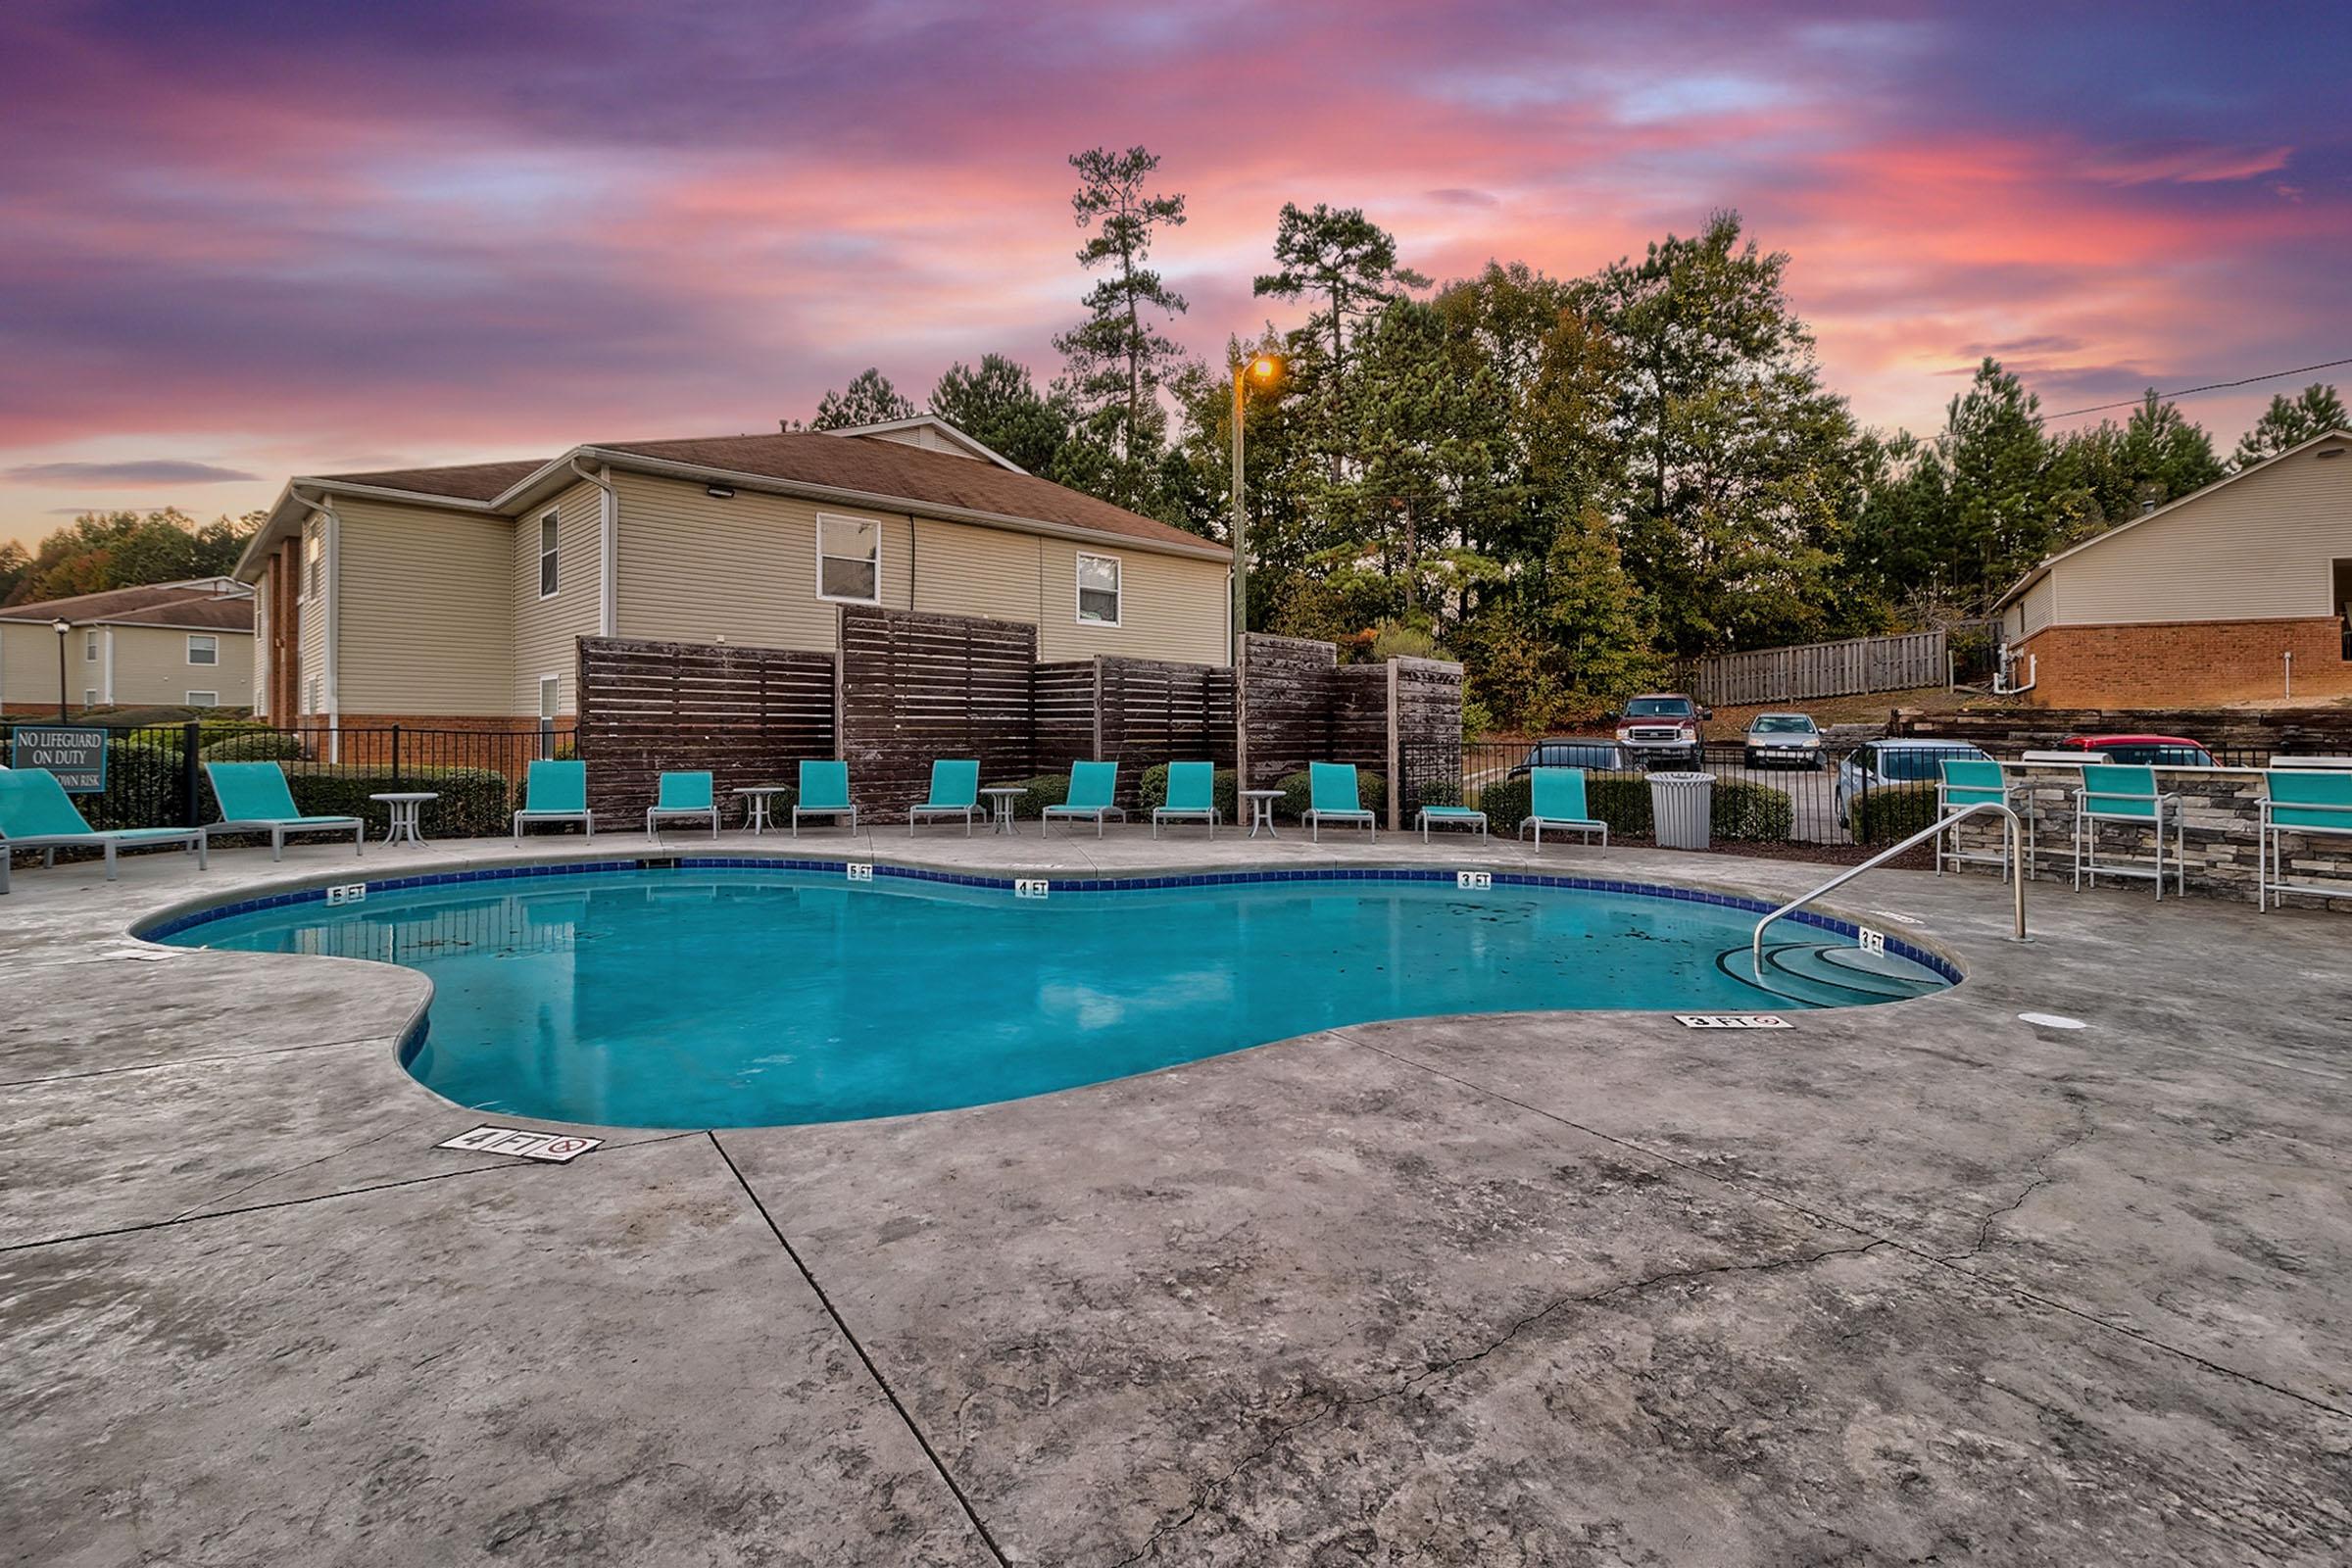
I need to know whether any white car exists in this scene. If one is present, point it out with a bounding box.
[1742,712,1824,769]
[1835,738,1992,826]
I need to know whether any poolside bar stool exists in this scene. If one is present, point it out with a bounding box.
[1936,759,2034,882]
[2072,763,2184,900]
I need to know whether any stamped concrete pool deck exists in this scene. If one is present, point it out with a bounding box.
[3,825,2348,1565]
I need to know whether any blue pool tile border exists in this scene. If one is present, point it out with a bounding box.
[138,854,1963,985]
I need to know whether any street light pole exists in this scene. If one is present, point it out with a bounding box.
[52,617,71,722]
[1228,353,1283,664]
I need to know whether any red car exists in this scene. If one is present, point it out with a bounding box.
[2060,733,2214,766]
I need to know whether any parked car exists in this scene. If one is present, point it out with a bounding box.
[2060,733,2215,767]
[1835,738,1993,826]
[1612,693,1709,767]
[1507,738,1635,778]
[1742,711,1825,769]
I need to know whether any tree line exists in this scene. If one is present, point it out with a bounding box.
[806,144,2346,731]
[0,509,259,608]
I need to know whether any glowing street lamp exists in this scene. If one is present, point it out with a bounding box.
[1230,352,1284,660]
[51,617,72,721]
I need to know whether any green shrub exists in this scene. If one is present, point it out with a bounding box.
[1849,782,1939,846]
[1474,770,1791,843]
[1273,767,1385,822]
[1010,772,1070,819]
[1137,763,1239,821]
[202,730,306,761]
[194,765,515,840]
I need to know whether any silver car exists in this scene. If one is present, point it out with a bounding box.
[1742,711,1824,769]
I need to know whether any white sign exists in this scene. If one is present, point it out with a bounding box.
[1014,878,1050,899]
[1856,925,1886,956]
[1455,870,1493,891]
[325,883,367,906]
[845,862,874,882]
[436,1126,603,1162]
[1675,1013,1791,1030]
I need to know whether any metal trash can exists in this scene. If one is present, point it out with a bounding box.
[1647,771,1715,851]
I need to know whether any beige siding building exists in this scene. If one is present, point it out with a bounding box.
[236,418,1232,737]
[0,579,255,714]
[1993,430,2352,707]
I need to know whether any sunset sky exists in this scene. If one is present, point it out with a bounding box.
[2,0,2346,547]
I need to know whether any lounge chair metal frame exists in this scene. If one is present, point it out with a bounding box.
[645,771,719,840]
[1415,806,1487,843]
[1150,761,1217,839]
[1044,760,1128,839]
[514,760,595,844]
[1303,762,1376,843]
[0,767,208,891]
[792,760,858,836]
[2072,763,2183,900]
[1936,760,2035,882]
[1516,766,1606,855]
[202,760,365,862]
[2258,768,2352,910]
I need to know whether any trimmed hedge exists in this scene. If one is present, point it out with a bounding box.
[1008,772,1070,819]
[1273,768,1386,823]
[196,765,517,840]
[1137,763,1240,821]
[1848,782,1939,847]
[201,730,306,761]
[1476,770,1793,843]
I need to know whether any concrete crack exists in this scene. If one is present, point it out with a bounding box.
[1108,1238,1885,1566]
[1935,1102,2097,1264]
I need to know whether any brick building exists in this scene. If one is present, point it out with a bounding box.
[1992,429,2351,708]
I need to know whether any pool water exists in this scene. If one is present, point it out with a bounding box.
[163,867,1953,1128]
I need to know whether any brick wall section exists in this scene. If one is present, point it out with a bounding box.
[2010,617,2351,708]
[1941,763,2352,910]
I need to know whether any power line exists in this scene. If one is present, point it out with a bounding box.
[2045,356,2352,419]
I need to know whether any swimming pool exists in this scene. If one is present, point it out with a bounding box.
[154,862,1956,1128]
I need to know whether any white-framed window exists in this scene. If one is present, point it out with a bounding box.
[82,688,98,710]
[186,690,220,708]
[1076,552,1122,626]
[537,674,562,758]
[187,633,220,665]
[816,514,881,604]
[305,674,321,715]
[304,526,323,600]
[537,510,561,599]
[83,629,98,662]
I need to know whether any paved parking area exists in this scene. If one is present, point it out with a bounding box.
[3,827,2348,1565]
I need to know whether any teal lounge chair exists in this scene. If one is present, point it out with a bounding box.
[1151,761,1218,838]
[1937,758,2034,881]
[645,770,717,839]
[793,760,857,835]
[1517,766,1605,853]
[909,759,979,836]
[1045,760,1128,838]
[203,760,364,861]
[0,766,207,890]
[514,760,594,843]
[1303,762,1375,842]
[2073,762,2182,899]
[2259,767,2352,910]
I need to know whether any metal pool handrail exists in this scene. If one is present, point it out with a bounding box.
[1751,801,2028,974]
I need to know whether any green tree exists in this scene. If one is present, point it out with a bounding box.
[1053,145,1189,510]
[1251,203,1428,376]
[928,355,1071,474]
[0,539,29,603]
[4,509,259,606]
[2115,390,2225,511]
[2232,383,2348,467]
[808,368,916,430]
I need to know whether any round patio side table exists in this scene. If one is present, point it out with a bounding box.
[980,786,1025,836]
[369,792,438,846]
[732,785,791,836]
[1241,789,1285,840]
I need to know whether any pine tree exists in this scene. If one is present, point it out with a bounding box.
[808,368,916,429]
[2232,383,2348,467]
[1052,146,1188,511]
[928,355,1070,474]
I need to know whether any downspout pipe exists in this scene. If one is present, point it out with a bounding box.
[570,457,617,639]
[290,489,341,761]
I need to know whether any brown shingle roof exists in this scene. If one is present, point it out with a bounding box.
[317,458,551,503]
[0,582,253,630]
[595,432,1227,556]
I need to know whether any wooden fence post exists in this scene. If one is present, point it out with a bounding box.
[1385,658,1400,832]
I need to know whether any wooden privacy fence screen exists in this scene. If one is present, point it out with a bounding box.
[576,636,835,824]
[1094,657,1236,807]
[1680,629,1946,708]
[1238,635,1464,828]
[837,606,1039,817]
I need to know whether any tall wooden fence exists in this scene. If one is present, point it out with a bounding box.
[1679,629,1947,708]
[837,607,1039,817]
[576,636,835,823]
[1238,635,1464,828]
